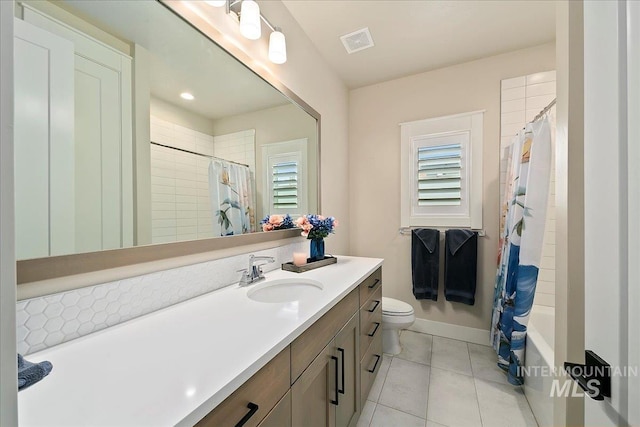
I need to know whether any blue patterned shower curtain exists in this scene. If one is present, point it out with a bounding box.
[491,116,552,385]
[208,160,255,236]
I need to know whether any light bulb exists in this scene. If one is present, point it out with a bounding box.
[239,0,261,40]
[268,29,287,64]
[205,0,227,6]
[180,92,195,101]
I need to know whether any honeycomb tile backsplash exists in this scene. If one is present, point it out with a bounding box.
[17,242,305,355]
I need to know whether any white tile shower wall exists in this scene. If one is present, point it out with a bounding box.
[16,241,306,355]
[213,130,256,172]
[150,116,218,244]
[500,70,556,308]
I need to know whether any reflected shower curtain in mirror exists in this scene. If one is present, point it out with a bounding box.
[208,160,255,236]
[490,116,552,385]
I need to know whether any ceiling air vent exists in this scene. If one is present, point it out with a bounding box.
[340,27,374,54]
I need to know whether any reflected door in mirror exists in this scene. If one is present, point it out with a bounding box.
[15,8,133,259]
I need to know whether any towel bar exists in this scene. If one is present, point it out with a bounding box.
[398,227,486,237]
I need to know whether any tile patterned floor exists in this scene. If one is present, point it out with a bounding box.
[357,331,538,427]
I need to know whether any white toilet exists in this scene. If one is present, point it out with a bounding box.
[381,297,415,355]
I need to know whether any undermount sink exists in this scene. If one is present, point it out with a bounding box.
[247,278,324,303]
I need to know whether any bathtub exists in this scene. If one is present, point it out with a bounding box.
[524,305,555,427]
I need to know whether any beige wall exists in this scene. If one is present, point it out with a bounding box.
[212,103,318,219]
[150,96,215,136]
[348,42,555,331]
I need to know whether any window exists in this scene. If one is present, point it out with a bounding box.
[271,159,299,210]
[261,139,308,216]
[400,111,483,228]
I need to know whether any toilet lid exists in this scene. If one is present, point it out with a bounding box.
[382,297,414,315]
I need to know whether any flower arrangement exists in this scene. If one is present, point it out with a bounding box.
[294,215,338,239]
[260,214,294,232]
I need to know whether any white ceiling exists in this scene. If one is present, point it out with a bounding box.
[282,0,556,89]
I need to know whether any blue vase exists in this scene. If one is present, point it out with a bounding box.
[309,238,325,262]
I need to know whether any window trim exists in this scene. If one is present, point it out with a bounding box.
[400,110,484,229]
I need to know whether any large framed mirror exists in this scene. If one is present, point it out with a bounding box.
[14,0,319,284]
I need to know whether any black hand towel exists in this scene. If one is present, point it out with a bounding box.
[411,228,440,300]
[444,229,478,305]
[18,353,53,391]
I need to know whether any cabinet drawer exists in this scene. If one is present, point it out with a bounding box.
[359,286,382,357]
[360,331,383,408]
[196,348,290,427]
[291,288,359,383]
[359,268,382,307]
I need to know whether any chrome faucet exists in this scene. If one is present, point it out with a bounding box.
[239,254,275,285]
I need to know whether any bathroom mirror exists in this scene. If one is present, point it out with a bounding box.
[13,0,319,268]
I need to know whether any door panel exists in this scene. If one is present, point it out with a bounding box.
[583,0,638,424]
[74,56,123,252]
[292,343,336,427]
[14,18,75,259]
[335,314,359,427]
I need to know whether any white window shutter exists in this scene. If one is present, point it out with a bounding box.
[272,160,298,209]
[400,111,484,228]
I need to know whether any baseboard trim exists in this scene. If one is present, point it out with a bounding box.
[408,317,491,346]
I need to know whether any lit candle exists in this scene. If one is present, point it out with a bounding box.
[293,252,307,266]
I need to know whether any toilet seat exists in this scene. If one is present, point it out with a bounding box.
[382,297,414,316]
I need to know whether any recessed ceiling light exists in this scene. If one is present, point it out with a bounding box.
[180,92,195,101]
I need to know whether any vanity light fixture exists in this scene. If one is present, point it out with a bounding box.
[268,28,287,64]
[180,92,195,101]
[239,0,261,40]
[220,0,288,64]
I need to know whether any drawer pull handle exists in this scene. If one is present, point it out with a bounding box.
[330,356,340,405]
[367,300,380,313]
[235,402,259,427]
[367,322,381,337]
[338,348,345,395]
[367,354,381,373]
[368,278,381,289]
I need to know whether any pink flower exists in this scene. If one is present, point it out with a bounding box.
[318,215,325,220]
[268,214,284,226]
[262,223,274,232]
[295,216,313,236]
[333,219,339,228]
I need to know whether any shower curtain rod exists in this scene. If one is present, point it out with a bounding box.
[532,98,556,123]
[150,141,249,168]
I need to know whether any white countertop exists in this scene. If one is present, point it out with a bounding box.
[18,256,383,427]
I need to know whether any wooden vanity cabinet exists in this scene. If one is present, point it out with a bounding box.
[195,268,382,427]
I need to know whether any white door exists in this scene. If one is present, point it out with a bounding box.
[583,0,639,425]
[23,6,134,252]
[13,18,75,259]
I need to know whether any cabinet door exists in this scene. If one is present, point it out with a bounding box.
[335,314,360,427]
[292,343,337,427]
[258,390,291,427]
